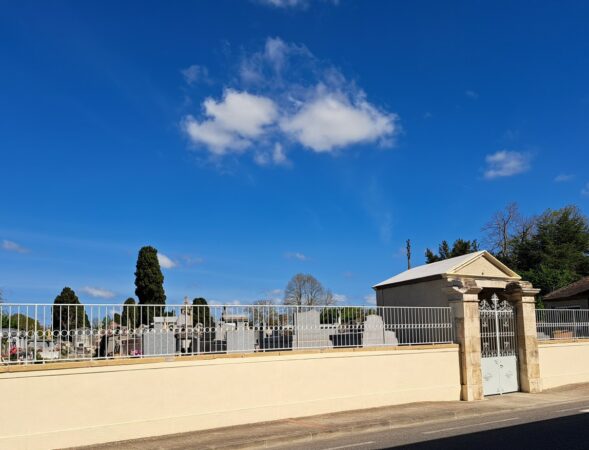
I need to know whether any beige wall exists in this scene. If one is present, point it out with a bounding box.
[376,278,449,307]
[539,341,589,389]
[0,347,460,450]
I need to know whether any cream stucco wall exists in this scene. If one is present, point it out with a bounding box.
[539,341,589,389]
[0,346,460,450]
[376,278,449,307]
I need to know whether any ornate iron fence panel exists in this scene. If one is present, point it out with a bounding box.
[0,302,454,365]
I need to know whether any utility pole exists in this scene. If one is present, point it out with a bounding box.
[406,239,412,270]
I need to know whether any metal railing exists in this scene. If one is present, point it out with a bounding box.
[536,308,589,341]
[0,302,454,365]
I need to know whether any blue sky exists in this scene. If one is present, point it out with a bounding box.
[1,0,588,305]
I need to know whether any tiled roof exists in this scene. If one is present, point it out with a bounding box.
[544,276,589,300]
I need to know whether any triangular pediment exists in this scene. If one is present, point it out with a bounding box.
[450,252,520,280]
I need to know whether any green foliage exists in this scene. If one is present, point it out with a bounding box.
[134,246,166,324]
[320,307,367,324]
[52,287,89,333]
[509,205,589,295]
[1,313,42,331]
[192,297,215,328]
[121,297,139,328]
[425,239,480,263]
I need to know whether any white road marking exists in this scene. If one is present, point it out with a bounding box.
[555,407,589,413]
[323,442,375,450]
[422,417,520,435]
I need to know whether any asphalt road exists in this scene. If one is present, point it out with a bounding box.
[275,398,589,450]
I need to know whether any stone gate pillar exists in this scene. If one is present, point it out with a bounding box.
[506,281,542,393]
[445,279,484,401]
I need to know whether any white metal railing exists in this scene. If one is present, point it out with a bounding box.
[0,302,454,365]
[536,308,589,341]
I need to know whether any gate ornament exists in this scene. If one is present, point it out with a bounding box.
[479,294,514,312]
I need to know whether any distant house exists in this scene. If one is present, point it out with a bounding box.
[543,276,589,309]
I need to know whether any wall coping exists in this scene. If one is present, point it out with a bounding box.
[539,339,589,347]
[0,343,458,375]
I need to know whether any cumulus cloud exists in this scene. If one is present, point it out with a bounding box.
[182,89,278,155]
[554,174,574,182]
[285,251,307,261]
[157,252,177,269]
[181,37,398,164]
[1,240,29,254]
[81,286,116,299]
[484,150,531,179]
[332,293,347,304]
[281,91,395,152]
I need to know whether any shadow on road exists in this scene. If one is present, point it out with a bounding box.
[387,413,589,450]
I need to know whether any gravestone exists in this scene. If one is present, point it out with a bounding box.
[362,314,398,347]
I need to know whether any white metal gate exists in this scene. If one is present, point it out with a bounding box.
[479,294,519,396]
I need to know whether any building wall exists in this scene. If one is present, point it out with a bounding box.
[376,278,449,307]
[0,347,460,450]
[539,341,589,389]
[543,296,589,309]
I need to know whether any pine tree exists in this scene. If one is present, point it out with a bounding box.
[192,297,214,329]
[52,287,89,335]
[121,297,139,328]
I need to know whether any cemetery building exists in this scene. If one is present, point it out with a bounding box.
[373,250,521,307]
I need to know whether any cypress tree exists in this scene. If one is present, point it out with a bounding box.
[134,246,166,324]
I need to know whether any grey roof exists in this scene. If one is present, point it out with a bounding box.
[544,276,589,300]
[373,250,519,288]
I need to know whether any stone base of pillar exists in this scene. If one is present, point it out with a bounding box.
[461,384,484,401]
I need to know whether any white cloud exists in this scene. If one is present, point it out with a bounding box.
[180,255,204,266]
[332,293,347,304]
[280,91,396,152]
[254,143,291,166]
[285,251,307,261]
[157,252,177,269]
[181,37,398,164]
[555,174,574,182]
[465,90,479,100]
[258,0,307,6]
[264,289,283,302]
[1,240,29,254]
[582,183,589,196]
[256,0,338,8]
[182,89,278,155]
[181,64,209,85]
[484,150,531,179]
[364,293,376,305]
[80,286,116,299]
